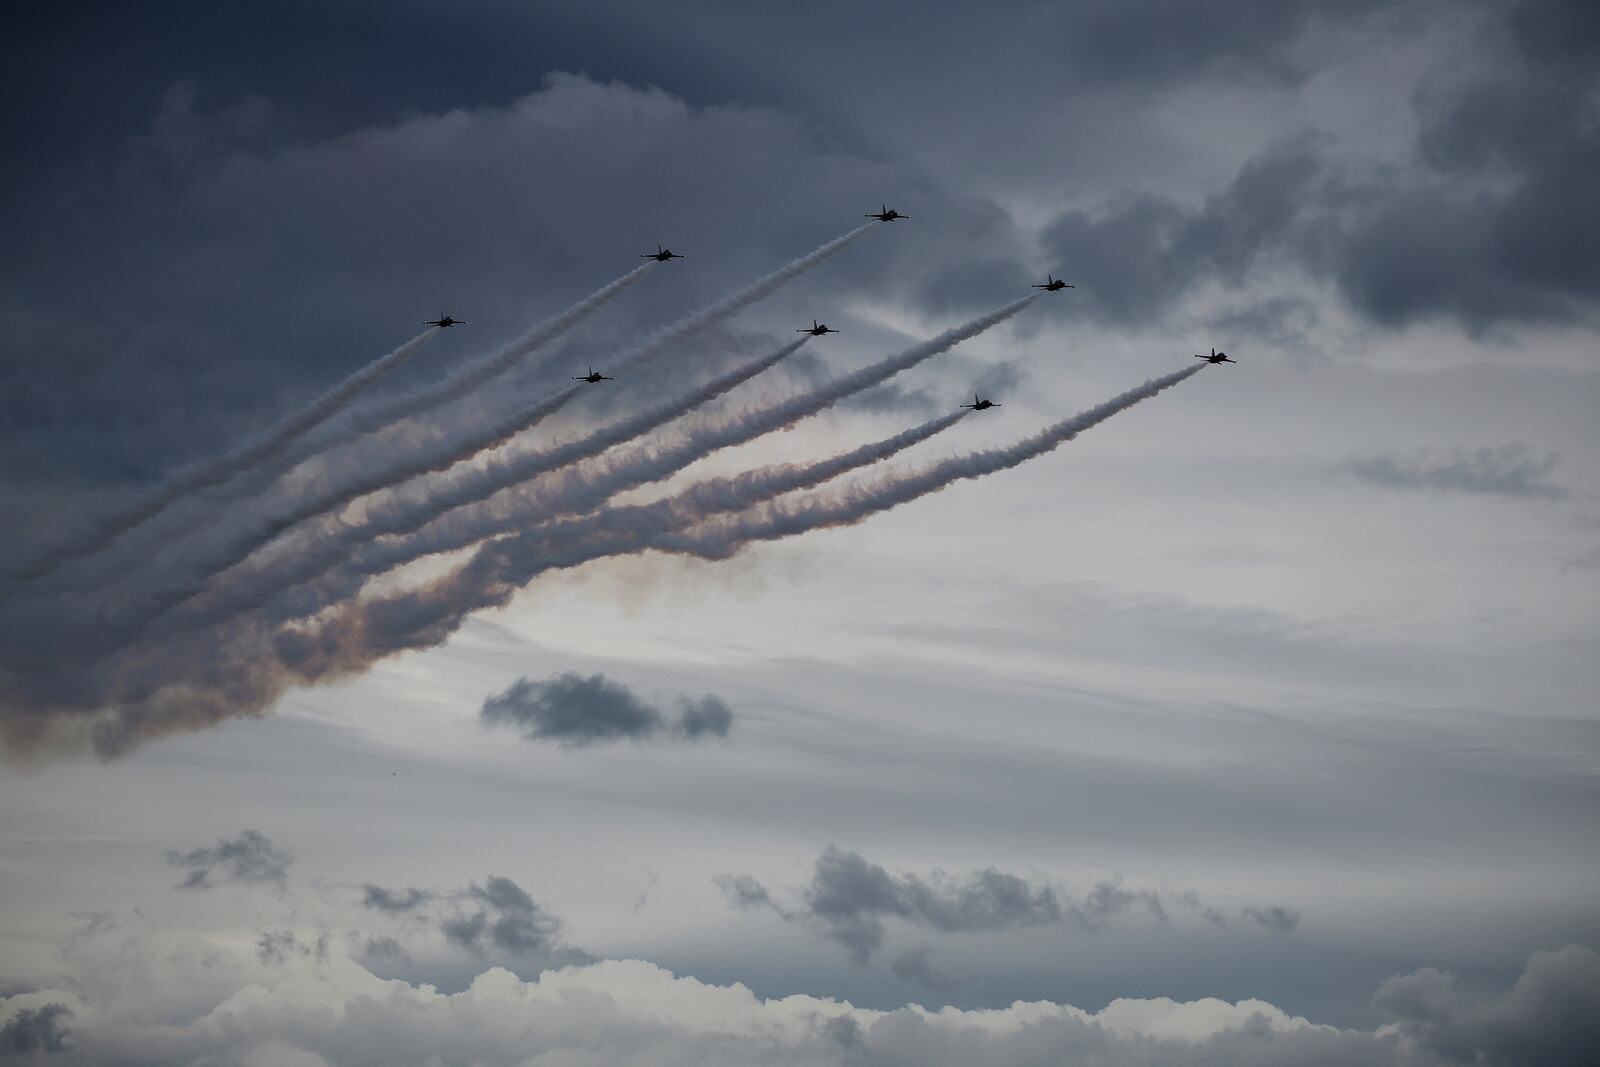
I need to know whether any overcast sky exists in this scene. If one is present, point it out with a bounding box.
[2,1,1597,1064]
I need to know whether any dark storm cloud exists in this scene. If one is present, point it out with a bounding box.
[359,884,433,914]
[1374,945,1600,1067]
[164,829,292,890]
[480,673,735,746]
[1340,443,1569,501]
[439,875,592,963]
[0,1003,72,1056]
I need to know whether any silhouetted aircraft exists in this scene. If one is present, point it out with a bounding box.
[426,315,462,328]
[1032,275,1074,292]
[960,394,1001,411]
[798,319,839,336]
[1195,347,1236,364]
[573,367,615,383]
[642,245,684,261]
[866,204,909,221]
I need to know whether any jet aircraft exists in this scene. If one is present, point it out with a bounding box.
[426,315,463,328]
[960,394,1001,411]
[866,204,909,221]
[798,319,839,336]
[573,367,615,383]
[1032,275,1074,291]
[642,245,684,261]
[1195,347,1236,364]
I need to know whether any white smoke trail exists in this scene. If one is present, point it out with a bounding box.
[96,224,879,631]
[196,408,974,632]
[3,328,439,586]
[24,264,657,600]
[162,293,1035,632]
[256,363,1206,682]
[4,365,1202,758]
[32,224,875,607]
[278,262,657,464]
[478,363,1207,594]
[606,222,875,376]
[152,336,815,631]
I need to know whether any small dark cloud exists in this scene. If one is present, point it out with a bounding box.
[164,829,292,890]
[715,873,776,912]
[440,874,592,964]
[360,884,433,913]
[358,935,410,966]
[1242,904,1302,932]
[0,1003,73,1056]
[480,672,734,746]
[1340,443,1569,501]
[1069,877,1167,929]
[256,930,329,966]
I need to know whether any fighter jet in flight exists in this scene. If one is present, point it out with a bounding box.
[426,314,463,328]
[866,204,909,221]
[798,319,839,336]
[960,394,1001,411]
[573,367,615,383]
[1032,275,1074,292]
[642,245,684,261]
[1195,347,1236,364]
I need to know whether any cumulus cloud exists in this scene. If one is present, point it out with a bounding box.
[1339,443,1569,501]
[480,672,735,746]
[717,847,1279,979]
[5,932,1597,1067]
[1373,944,1600,1067]
[164,829,293,890]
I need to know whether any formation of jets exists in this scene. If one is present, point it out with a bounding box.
[424,210,1233,419]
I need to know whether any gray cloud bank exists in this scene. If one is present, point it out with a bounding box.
[719,846,1298,978]
[480,672,734,746]
[164,829,292,890]
[4,936,1595,1066]
[1340,443,1569,501]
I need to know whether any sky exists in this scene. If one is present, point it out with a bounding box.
[1,1,1597,1064]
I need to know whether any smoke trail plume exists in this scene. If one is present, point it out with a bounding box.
[84,223,880,627]
[280,263,657,463]
[26,264,658,600]
[214,408,973,632]
[156,336,815,633]
[472,364,1207,596]
[162,293,1034,635]
[3,329,439,586]
[1,364,1202,760]
[608,223,875,376]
